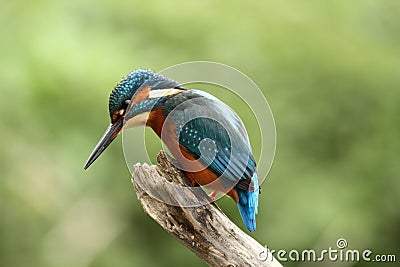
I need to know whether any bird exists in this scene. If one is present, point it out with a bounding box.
[84,69,260,231]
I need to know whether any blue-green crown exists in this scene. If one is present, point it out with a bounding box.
[108,69,180,121]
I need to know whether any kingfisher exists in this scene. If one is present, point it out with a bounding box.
[84,69,260,231]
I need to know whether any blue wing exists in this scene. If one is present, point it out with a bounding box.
[165,90,257,192]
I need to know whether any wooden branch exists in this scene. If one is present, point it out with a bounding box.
[131,151,282,267]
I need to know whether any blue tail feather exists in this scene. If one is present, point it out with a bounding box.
[236,174,259,232]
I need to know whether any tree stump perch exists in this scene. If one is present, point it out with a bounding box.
[131,151,282,267]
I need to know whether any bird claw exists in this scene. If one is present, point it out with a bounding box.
[208,191,217,201]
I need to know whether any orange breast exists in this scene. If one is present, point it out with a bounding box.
[145,106,165,137]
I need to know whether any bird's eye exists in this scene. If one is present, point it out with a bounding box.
[112,113,119,122]
[111,108,125,122]
[111,100,131,123]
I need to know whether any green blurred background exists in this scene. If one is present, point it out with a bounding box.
[1,1,399,266]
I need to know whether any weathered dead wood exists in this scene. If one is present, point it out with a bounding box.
[131,151,282,267]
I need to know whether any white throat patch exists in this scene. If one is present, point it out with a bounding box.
[123,112,150,129]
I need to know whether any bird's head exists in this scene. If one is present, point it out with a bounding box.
[84,69,183,169]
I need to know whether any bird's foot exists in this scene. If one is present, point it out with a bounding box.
[208,191,218,201]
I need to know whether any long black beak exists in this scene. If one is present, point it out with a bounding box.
[84,118,123,170]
